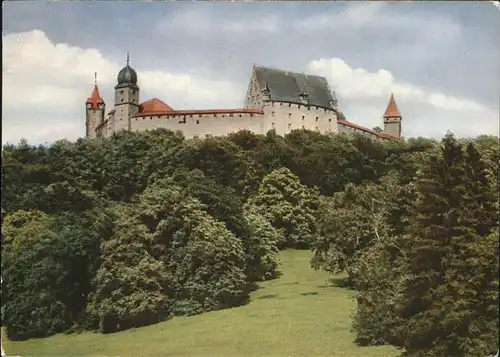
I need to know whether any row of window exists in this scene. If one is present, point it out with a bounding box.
[119,90,136,95]
[271,112,333,123]
[118,113,256,121]
[269,102,331,112]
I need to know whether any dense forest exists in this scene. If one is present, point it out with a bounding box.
[1,128,499,357]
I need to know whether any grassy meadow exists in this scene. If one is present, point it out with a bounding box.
[2,250,401,357]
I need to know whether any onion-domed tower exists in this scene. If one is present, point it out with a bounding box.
[113,53,140,132]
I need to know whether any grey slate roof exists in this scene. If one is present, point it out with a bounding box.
[253,66,335,109]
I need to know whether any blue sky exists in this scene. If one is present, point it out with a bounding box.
[2,1,499,144]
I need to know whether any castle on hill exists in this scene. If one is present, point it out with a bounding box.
[85,56,402,141]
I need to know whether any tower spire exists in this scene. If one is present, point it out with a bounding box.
[383,92,401,118]
[94,72,97,86]
[126,52,130,66]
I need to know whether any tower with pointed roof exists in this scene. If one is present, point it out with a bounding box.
[112,53,140,133]
[383,93,402,139]
[85,73,105,139]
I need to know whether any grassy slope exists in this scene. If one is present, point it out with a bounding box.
[2,250,400,357]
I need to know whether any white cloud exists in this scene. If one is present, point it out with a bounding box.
[307,58,499,138]
[2,29,242,145]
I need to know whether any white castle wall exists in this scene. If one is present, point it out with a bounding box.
[262,101,338,135]
[94,103,339,139]
[127,111,265,138]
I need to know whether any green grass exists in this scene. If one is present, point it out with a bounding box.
[2,250,401,357]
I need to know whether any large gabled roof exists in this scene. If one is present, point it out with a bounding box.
[253,66,335,109]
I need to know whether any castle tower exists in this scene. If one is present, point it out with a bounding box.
[113,53,140,132]
[85,73,105,139]
[383,93,402,139]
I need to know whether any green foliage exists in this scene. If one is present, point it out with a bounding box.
[2,127,498,355]
[247,167,319,249]
[311,172,413,286]
[176,136,261,198]
[2,208,112,340]
[398,133,499,357]
[351,239,407,347]
[137,181,248,315]
[86,204,169,333]
[243,209,281,281]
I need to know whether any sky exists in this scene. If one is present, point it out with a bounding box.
[2,1,499,145]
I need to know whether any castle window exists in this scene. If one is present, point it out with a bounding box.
[271,122,275,129]
[288,113,292,118]
[289,103,291,107]
[316,117,319,122]
[121,99,124,103]
[302,125,305,129]
[302,115,305,121]
[120,90,124,94]
[288,123,292,130]
[329,118,332,122]
[272,111,275,117]
[132,90,135,94]
[196,119,200,124]
[214,114,217,117]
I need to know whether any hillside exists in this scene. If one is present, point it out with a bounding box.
[2,250,400,357]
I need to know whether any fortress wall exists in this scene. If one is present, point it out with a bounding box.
[262,101,338,136]
[113,107,132,132]
[130,112,265,138]
[338,122,381,140]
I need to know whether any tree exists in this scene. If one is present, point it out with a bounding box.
[2,218,71,340]
[246,167,319,249]
[351,238,408,347]
[85,204,169,333]
[243,209,281,281]
[399,134,499,357]
[311,172,412,286]
[137,181,248,315]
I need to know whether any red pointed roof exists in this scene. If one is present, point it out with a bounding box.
[86,85,105,109]
[135,98,175,115]
[383,93,401,118]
